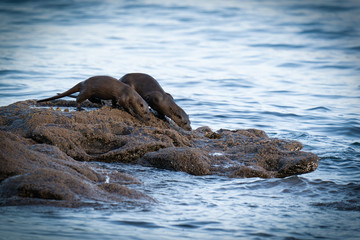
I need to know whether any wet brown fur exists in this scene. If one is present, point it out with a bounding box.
[120,73,191,130]
[37,76,151,120]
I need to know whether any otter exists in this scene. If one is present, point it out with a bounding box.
[37,76,151,121]
[120,73,191,130]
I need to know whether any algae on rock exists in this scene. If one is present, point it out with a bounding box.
[0,100,319,206]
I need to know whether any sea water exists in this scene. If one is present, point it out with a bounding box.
[0,0,359,239]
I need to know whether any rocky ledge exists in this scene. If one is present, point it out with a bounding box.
[0,100,319,207]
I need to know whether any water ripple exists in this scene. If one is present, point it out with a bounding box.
[111,220,163,229]
[299,28,356,39]
[289,3,356,13]
[307,106,331,112]
[0,0,360,239]
[249,43,307,49]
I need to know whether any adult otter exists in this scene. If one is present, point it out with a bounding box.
[37,76,151,121]
[120,73,191,131]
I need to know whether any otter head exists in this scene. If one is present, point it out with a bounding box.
[148,92,192,130]
[165,93,192,131]
[132,94,151,121]
[118,91,151,121]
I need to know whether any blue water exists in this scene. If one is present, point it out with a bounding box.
[0,0,360,239]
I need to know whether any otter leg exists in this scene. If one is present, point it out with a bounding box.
[158,113,166,120]
[146,93,166,120]
[88,97,102,105]
[111,99,118,108]
[119,99,136,117]
[75,102,83,111]
[126,106,136,117]
[152,110,166,120]
[76,92,88,111]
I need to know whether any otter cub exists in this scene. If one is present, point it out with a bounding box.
[37,76,151,121]
[120,73,191,130]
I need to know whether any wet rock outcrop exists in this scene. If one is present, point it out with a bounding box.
[0,100,319,206]
[0,130,149,207]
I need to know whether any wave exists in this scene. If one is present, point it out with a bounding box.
[278,63,303,68]
[315,64,354,70]
[306,106,331,112]
[348,46,360,51]
[0,69,43,76]
[249,43,306,49]
[312,200,360,211]
[299,28,355,39]
[261,110,301,118]
[288,3,355,13]
[322,124,360,138]
[110,220,163,229]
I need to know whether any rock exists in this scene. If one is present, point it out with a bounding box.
[0,100,319,206]
[141,147,211,175]
[0,130,151,207]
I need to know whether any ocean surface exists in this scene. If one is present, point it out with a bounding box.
[0,0,359,239]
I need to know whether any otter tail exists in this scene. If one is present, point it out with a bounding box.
[57,93,77,98]
[37,82,82,103]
